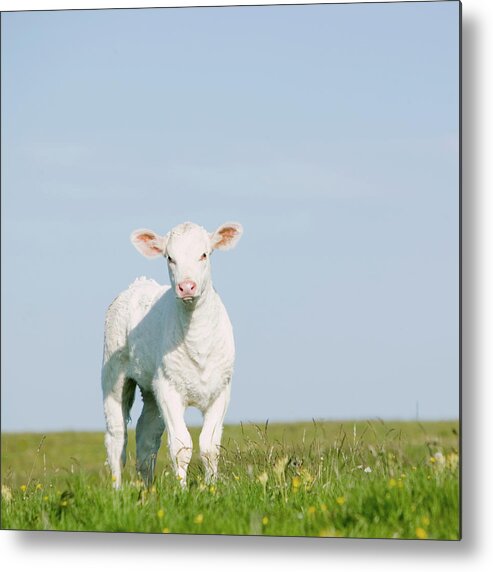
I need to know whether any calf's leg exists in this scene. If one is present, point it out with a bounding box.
[199,385,230,484]
[153,378,192,487]
[136,390,165,487]
[102,363,135,489]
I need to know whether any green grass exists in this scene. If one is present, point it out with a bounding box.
[1,420,460,539]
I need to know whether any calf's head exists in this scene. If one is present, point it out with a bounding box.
[131,222,243,304]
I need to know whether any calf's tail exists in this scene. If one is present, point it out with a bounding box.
[122,378,137,424]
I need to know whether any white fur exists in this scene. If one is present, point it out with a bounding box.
[102,222,242,488]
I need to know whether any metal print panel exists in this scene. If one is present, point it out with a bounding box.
[1,0,460,540]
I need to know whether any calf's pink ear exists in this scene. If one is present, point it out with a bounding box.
[130,229,168,259]
[210,222,243,251]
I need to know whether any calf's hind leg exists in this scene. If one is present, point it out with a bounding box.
[102,366,135,489]
[136,390,165,486]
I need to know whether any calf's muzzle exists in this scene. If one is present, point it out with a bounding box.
[176,280,197,299]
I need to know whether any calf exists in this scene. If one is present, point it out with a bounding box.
[102,221,243,488]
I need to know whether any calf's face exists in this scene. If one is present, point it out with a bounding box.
[131,222,242,305]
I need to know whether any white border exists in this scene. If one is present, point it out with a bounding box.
[2,0,492,570]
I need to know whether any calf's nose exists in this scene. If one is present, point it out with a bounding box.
[176,280,197,298]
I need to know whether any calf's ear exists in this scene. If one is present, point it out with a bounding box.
[130,229,168,259]
[210,222,243,251]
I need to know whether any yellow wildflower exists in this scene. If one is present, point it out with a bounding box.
[157,509,165,519]
[162,528,170,534]
[300,468,315,490]
[291,475,301,491]
[416,527,428,539]
[209,485,216,494]
[43,495,49,501]
[421,516,430,527]
[320,503,328,512]
[262,516,269,525]
[388,478,397,488]
[336,496,345,505]
[194,513,204,525]
[307,506,316,516]
[20,484,27,492]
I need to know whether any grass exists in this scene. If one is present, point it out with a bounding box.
[1,420,460,539]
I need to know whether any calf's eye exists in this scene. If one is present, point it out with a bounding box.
[167,255,175,264]
[200,253,207,261]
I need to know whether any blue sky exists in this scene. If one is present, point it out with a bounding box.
[1,2,459,431]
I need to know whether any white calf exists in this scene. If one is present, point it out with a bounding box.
[102,221,243,488]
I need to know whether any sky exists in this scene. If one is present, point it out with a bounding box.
[1,1,460,432]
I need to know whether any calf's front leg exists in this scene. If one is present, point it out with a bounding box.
[199,385,231,484]
[153,378,192,487]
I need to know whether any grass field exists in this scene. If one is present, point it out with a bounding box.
[1,420,460,539]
